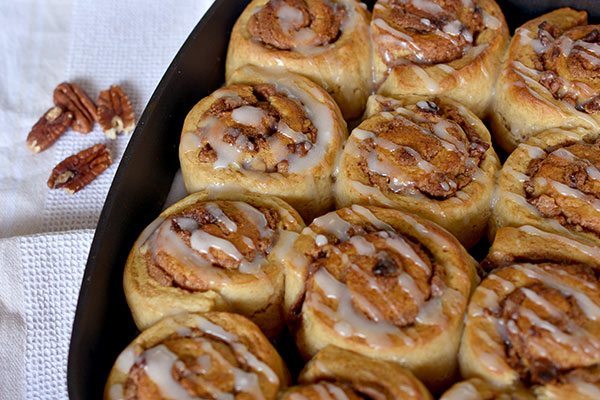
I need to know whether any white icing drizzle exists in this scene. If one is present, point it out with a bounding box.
[308,268,410,348]
[231,106,266,127]
[144,201,278,281]
[311,211,354,241]
[182,73,337,174]
[142,345,200,400]
[482,10,501,30]
[194,316,279,384]
[204,203,238,232]
[512,264,600,321]
[440,381,480,400]
[519,143,546,159]
[115,346,136,373]
[350,204,393,231]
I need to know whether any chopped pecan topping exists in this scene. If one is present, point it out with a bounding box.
[47,144,111,193]
[26,106,73,153]
[576,95,600,114]
[53,82,97,133]
[96,85,135,139]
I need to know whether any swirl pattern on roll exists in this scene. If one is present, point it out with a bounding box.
[440,378,535,400]
[105,312,288,400]
[371,0,508,116]
[335,95,499,247]
[459,226,600,397]
[283,205,477,388]
[280,346,432,400]
[226,1,371,119]
[491,8,600,151]
[179,66,346,220]
[124,192,304,335]
[248,0,346,50]
[492,129,600,246]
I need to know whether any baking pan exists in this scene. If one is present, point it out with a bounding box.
[67,1,600,399]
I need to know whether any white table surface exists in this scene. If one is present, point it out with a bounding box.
[0,0,215,398]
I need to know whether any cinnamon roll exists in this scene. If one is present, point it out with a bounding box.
[282,205,478,389]
[440,378,535,400]
[371,0,509,117]
[279,346,432,400]
[123,191,304,337]
[226,0,371,119]
[334,95,499,248]
[491,8,600,152]
[179,66,347,221]
[491,128,600,247]
[459,225,600,398]
[104,312,289,400]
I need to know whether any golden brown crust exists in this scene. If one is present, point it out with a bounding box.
[104,312,289,400]
[440,378,535,400]
[459,226,600,396]
[123,190,304,337]
[491,8,600,152]
[279,346,432,400]
[282,205,478,390]
[372,0,509,117]
[335,95,499,248]
[179,65,347,221]
[226,0,371,119]
[491,128,600,247]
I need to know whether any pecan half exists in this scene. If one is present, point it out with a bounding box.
[47,144,112,194]
[96,85,135,139]
[26,106,73,153]
[53,82,97,133]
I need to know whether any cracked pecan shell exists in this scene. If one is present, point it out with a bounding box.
[96,85,135,139]
[47,143,112,194]
[26,106,73,153]
[53,82,98,133]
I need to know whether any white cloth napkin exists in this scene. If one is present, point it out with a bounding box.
[0,0,215,398]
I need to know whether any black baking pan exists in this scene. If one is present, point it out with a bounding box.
[67,1,600,399]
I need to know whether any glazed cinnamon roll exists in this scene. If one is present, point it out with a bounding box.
[179,66,347,221]
[491,8,600,152]
[491,128,600,247]
[459,226,600,398]
[104,312,289,400]
[123,191,304,337]
[282,205,478,390]
[279,346,432,400]
[335,95,499,248]
[226,0,371,119]
[440,378,535,400]
[371,0,508,117]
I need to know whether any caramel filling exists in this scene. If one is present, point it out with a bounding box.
[492,264,600,386]
[352,99,488,199]
[524,140,600,237]
[195,84,317,173]
[248,0,345,50]
[532,21,600,113]
[143,201,280,290]
[372,0,485,65]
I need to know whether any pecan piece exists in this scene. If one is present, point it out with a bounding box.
[26,106,73,153]
[53,82,97,133]
[576,95,600,114]
[96,85,135,139]
[47,144,112,194]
